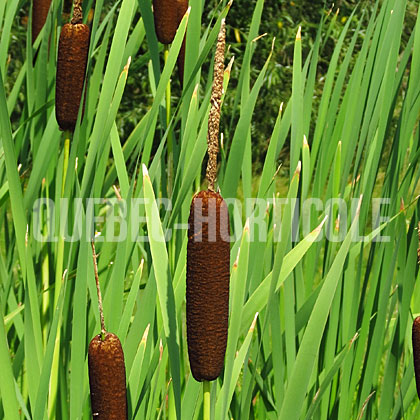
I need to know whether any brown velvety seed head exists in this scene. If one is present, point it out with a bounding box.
[153,0,188,44]
[177,0,189,21]
[413,316,420,399]
[88,333,127,419]
[32,0,52,42]
[186,190,230,381]
[55,23,90,132]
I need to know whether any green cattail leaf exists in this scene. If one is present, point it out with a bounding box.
[217,221,250,419]
[142,164,181,418]
[0,317,20,420]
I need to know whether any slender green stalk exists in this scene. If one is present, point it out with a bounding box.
[61,137,70,194]
[203,381,211,420]
[164,45,173,194]
[41,178,50,346]
[49,134,71,418]
[54,135,70,307]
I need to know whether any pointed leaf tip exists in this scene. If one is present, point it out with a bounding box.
[294,160,302,176]
[250,313,259,331]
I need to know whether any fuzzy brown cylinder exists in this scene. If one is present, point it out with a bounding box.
[55,22,90,132]
[186,190,230,381]
[153,0,188,44]
[32,0,51,42]
[88,333,128,419]
[413,316,420,399]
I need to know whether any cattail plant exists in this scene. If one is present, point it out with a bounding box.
[55,0,89,132]
[186,20,228,418]
[88,242,128,420]
[187,190,230,381]
[32,0,51,42]
[153,0,188,44]
[153,0,189,192]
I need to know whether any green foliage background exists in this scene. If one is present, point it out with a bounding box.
[0,0,420,419]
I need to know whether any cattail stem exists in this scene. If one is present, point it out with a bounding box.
[203,381,211,420]
[205,19,226,192]
[91,241,106,339]
[48,134,71,418]
[61,136,70,194]
[71,0,83,24]
[54,135,70,308]
[164,45,174,194]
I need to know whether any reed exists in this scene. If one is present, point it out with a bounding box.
[186,190,230,381]
[88,333,128,420]
[186,20,228,389]
[87,242,128,420]
[55,0,89,132]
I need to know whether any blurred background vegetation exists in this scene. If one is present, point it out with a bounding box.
[4,0,419,175]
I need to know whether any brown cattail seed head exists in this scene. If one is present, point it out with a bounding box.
[153,0,188,44]
[186,190,230,381]
[32,0,51,43]
[177,0,189,18]
[88,333,128,419]
[55,22,90,132]
[413,317,420,399]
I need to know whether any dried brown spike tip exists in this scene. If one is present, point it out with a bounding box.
[206,20,226,192]
[153,0,188,44]
[55,22,90,132]
[88,332,128,419]
[186,190,230,381]
[32,0,52,43]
